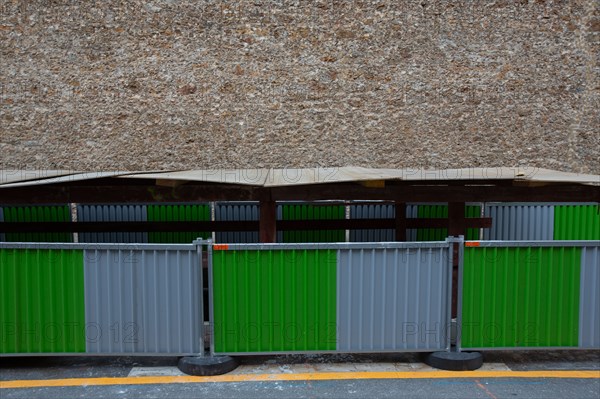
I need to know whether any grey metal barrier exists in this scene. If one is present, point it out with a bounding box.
[208,239,458,355]
[0,241,206,356]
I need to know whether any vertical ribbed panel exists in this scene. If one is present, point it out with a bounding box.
[406,204,419,242]
[462,247,581,349]
[215,202,259,243]
[77,205,148,243]
[2,205,73,242]
[349,203,395,242]
[277,204,345,243]
[212,249,337,353]
[483,204,554,240]
[337,247,450,351]
[417,205,481,241]
[554,205,600,240]
[83,248,202,354]
[147,204,211,243]
[579,246,600,348]
[0,248,86,353]
[344,203,420,242]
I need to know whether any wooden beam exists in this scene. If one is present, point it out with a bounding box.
[259,200,276,243]
[395,202,407,241]
[0,182,597,204]
[0,218,493,233]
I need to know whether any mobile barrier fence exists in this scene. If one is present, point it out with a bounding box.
[0,242,205,356]
[458,240,600,351]
[208,240,456,355]
[2,238,598,358]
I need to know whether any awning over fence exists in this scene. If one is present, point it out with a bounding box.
[1,167,599,188]
[1,167,597,243]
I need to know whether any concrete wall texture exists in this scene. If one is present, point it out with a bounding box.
[1,1,598,173]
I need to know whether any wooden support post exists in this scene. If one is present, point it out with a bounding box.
[448,202,466,238]
[395,201,407,241]
[259,200,277,243]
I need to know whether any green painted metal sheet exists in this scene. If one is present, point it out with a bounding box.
[281,204,345,243]
[212,249,337,353]
[462,247,581,348]
[554,205,600,240]
[0,248,86,353]
[147,204,211,243]
[416,205,480,241]
[2,205,72,242]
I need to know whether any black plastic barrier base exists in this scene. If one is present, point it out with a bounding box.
[178,355,239,376]
[423,351,483,371]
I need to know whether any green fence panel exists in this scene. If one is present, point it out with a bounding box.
[554,205,600,240]
[0,248,86,353]
[281,204,345,243]
[462,246,581,348]
[147,204,211,243]
[212,249,337,353]
[416,205,480,241]
[2,205,72,242]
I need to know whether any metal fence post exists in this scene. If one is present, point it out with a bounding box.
[456,235,465,352]
[194,238,205,357]
[207,239,215,356]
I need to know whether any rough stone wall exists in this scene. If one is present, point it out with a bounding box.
[1,0,598,173]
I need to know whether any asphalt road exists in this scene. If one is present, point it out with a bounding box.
[1,351,599,399]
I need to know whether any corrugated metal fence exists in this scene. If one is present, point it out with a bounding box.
[459,240,600,351]
[209,241,455,355]
[0,242,204,356]
[77,205,148,243]
[2,202,597,244]
[2,238,599,357]
[1,205,73,242]
[277,203,346,243]
[215,202,259,244]
[483,203,554,240]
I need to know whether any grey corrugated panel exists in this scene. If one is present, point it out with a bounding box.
[483,204,554,240]
[349,203,394,242]
[215,202,259,243]
[337,247,451,351]
[0,207,4,241]
[406,204,419,242]
[579,246,600,348]
[348,203,419,242]
[77,205,148,243]
[83,248,202,355]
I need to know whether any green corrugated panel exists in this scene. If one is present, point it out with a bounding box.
[2,205,72,242]
[462,246,580,348]
[416,205,480,241]
[554,205,600,240]
[147,204,211,243]
[281,204,345,243]
[0,248,86,353]
[212,249,337,353]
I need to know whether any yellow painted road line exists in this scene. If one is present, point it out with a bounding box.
[1,370,599,389]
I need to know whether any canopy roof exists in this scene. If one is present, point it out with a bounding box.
[1,167,598,188]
